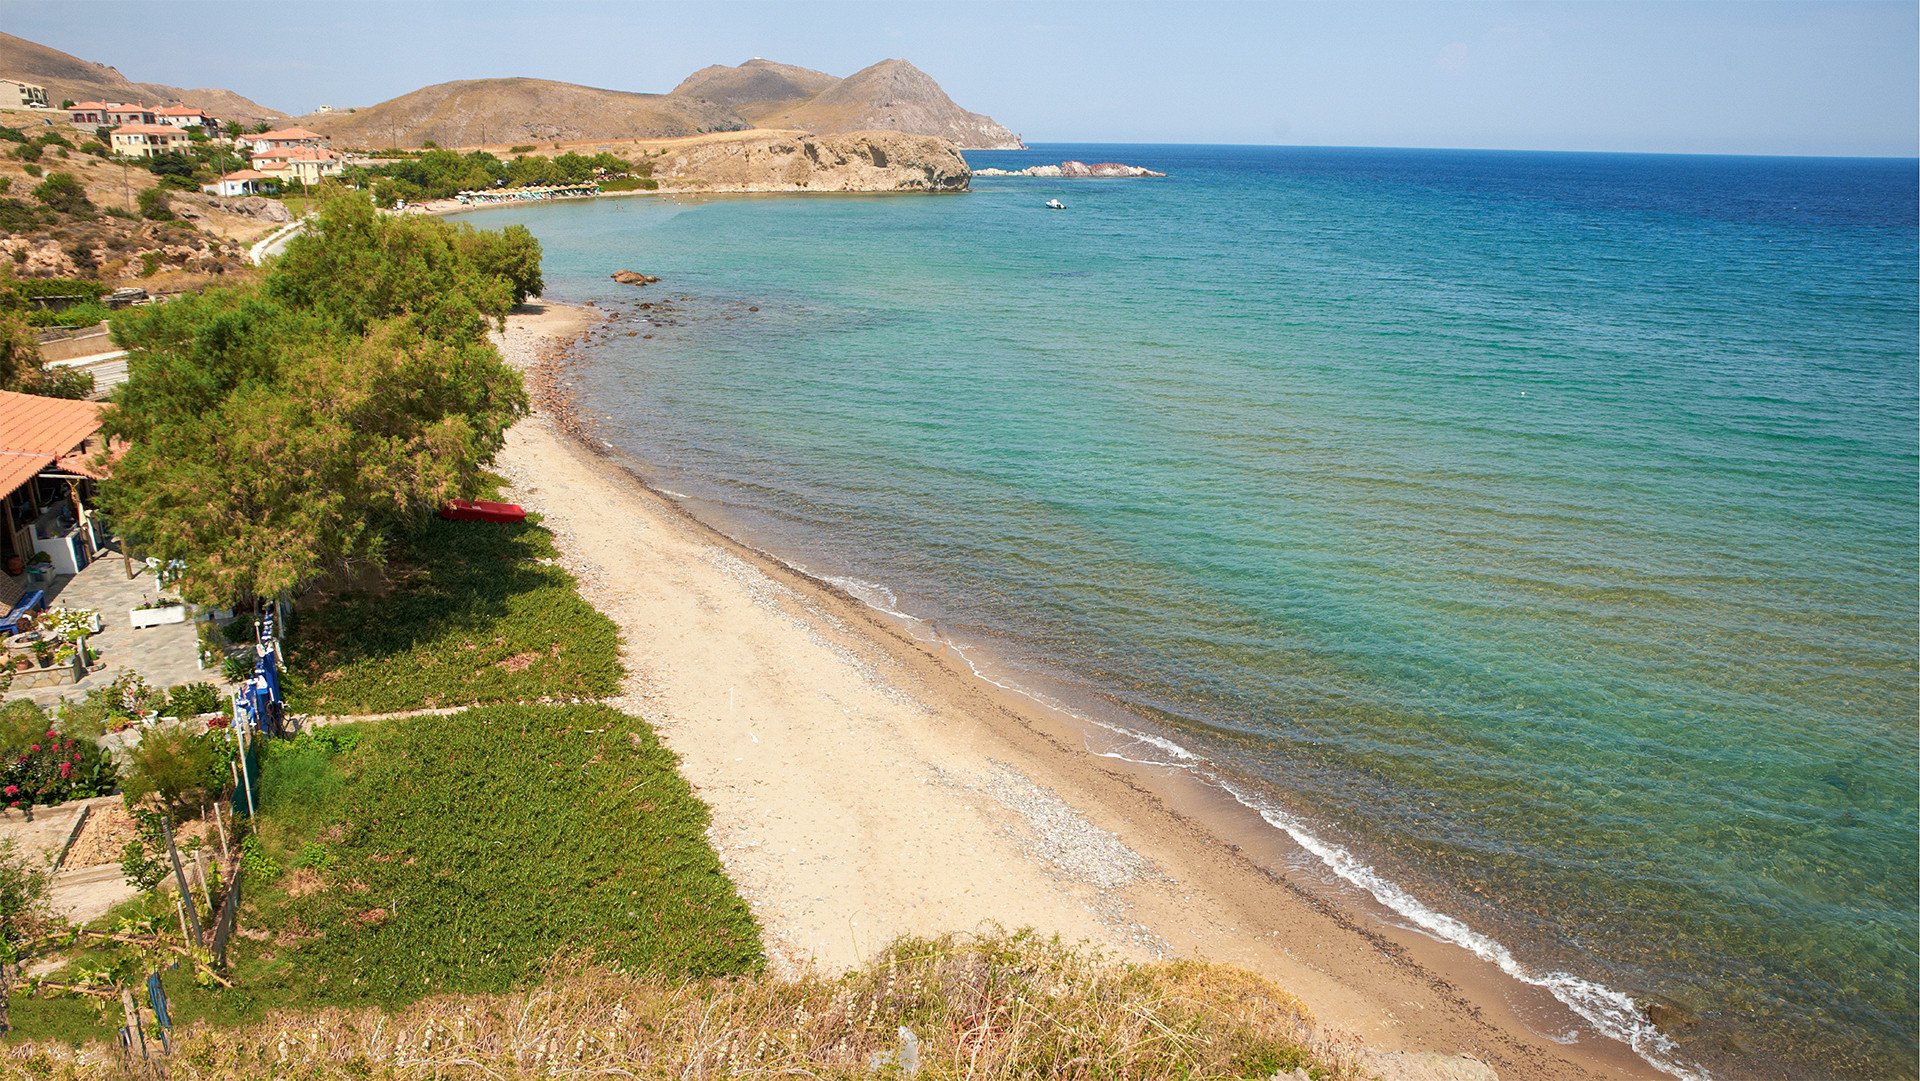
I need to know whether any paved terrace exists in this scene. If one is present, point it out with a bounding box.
[3,544,220,709]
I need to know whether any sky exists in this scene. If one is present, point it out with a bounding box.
[5,0,1915,156]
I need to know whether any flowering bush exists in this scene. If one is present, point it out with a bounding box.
[1,727,115,812]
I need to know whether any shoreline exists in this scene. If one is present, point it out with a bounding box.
[489,299,1677,1081]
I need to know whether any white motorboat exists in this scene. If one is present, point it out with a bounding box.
[1045,199,1066,210]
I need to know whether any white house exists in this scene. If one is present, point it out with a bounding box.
[153,105,218,135]
[204,168,272,197]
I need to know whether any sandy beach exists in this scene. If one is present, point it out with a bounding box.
[489,300,1671,1081]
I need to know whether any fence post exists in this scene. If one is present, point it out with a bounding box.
[160,817,202,946]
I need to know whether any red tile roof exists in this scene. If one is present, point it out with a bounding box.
[258,126,324,141]
[0,390,106,497]
[113,124,184,136]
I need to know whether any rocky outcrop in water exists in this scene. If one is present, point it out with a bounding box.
[971,160,1166,178]
[611,270,661,286]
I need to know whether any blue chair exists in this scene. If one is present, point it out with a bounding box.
[0,590,47,634]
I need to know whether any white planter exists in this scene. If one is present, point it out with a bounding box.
[130,605,189,629]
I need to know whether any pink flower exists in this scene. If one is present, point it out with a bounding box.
[58,763,71,779]
[43,730,54,739]
[28,744,39,753]
[3,786,17,797]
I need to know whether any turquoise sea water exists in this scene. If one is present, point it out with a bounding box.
[466,146,1918,1079]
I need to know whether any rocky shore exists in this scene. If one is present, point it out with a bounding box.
[972,159,1167,178]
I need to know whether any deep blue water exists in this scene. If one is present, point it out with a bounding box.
[466,145,1919,1079]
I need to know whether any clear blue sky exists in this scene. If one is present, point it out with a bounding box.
[6,0,1915,155]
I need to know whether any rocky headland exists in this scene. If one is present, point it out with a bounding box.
[644,130,970,193]
[971,160,1167,178]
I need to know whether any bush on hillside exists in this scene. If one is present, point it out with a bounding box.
[30,172,90,217]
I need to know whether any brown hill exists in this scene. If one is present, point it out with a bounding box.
[296,77,745,149]
[0,31,283,125]
[669,58,840,118]
[748,59,1021,149]
[302,57,1019,151]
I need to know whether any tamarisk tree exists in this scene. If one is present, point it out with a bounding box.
[99,192,535,604]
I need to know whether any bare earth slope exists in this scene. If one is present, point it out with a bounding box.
[729,58,1023,149]
[0,31,283,124]
[669,58,841,119]
[298,77,743,149]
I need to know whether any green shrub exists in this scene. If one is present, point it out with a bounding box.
[1,726,115,811]
[221,617,255,645]
[508,145,536,154]
[598,177,658,192]
[30,172,90,215]
[24,301,111,329]
[118,808,171,892]
[163,682,222,718]
[136,185,172,221]
[9,278,108,300]
[13,142,40,163]
[221,655,253,683]
[120,726,231,814]
[238,834,280,883]
[0,126,25,143]
[21,164,40,178]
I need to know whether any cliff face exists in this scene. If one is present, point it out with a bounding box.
[645,130,969,193]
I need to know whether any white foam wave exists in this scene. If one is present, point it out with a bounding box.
[706,545,1710,1080]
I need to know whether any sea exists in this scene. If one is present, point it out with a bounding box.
[461,145,1919,1080]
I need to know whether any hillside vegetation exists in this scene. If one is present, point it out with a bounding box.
[9,930,1361,1080]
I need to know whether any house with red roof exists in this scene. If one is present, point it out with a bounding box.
[153,105,218,136]
[109,123,194,158]
[249,126,328,155]
[69,102,156,126]
[0,390,112,578]
[251,145,344,185]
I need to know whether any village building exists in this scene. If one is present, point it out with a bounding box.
[251,145,344,184]
[109,123,195,158]
[249,126,328,154]
[153,105,218,135]
[0,391,111,581]
[0,79,48,109]
[203,168,273,197]
[69,102,156,126]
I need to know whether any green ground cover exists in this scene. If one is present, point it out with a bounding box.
[10,703,761,1041]
[288,513,621,714]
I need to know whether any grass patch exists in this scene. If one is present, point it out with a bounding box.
[242,704,761,1006]
[9,932,1360,1080]
[289,514,621,714]
[7,704,759,1043]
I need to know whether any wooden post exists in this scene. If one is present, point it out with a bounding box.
[193,846,212,914]
[120,987,147,1064]
[211,800,229,860]
[160,818,202,945]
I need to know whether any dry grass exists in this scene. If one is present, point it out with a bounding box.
[5,931,1364,1080]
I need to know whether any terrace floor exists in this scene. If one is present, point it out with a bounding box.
[3,544,222,709]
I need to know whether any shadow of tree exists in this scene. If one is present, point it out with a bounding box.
[288,516,621,714]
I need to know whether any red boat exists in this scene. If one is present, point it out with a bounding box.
[437,499,527,524]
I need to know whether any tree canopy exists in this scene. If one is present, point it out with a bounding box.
[99,191,536,604]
